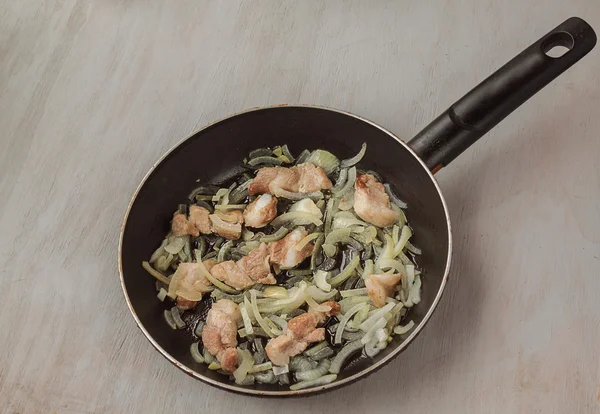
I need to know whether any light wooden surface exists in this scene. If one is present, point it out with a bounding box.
[1,1,599,412]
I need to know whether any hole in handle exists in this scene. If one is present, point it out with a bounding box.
[542,31,575,58]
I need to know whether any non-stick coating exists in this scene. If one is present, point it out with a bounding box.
[119,106,451,396]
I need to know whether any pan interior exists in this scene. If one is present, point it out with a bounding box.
[120,106,450,394]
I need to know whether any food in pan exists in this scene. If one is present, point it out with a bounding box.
[142,143,422,389]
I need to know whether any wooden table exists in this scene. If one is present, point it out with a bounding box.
[1,1,599,412]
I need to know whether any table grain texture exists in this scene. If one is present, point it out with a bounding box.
[1,1,599,413]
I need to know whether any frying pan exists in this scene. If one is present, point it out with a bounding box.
[118,17,596,396]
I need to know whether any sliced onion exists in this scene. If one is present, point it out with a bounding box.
[249,362,273,374]
[314,270,331,292]
[329,340,363,374]
[392,225,412,257]
[258,226,289,243]
[196,259,240,294]
[288,268,313,277]
[364,336,385,357]
[351,302,371,328]
[335,302,367,345]
[363,259,375,278]
[207,361,222,370]
[294,232,322,251]
[304,341,328,357]
[217,240,233,262]
[340,143,367,168]
[233,349,254,384]
[272,364,290,375]
[332,166,356,196]
[332,168,349,193]
[295,359,332,382]
[359,302,395,332]
[338,295,370,314]
[305,295,331,312]
[290,198,323,217]
[164,236,186,254]
[263,286,288,299]
[249,148,273,159]
[412,275,422,304]
[324,197,339,234]
[289,374,337,391]
[406,241,422,255]
[170,306,186,329]
[377,258,406,274]
[188,184,220,200]
[393,320,415,335]
[248,156,284,167]
[325,228,353,245]
[214,204,247,210]
[269,314,288,331]
[281,144,295,162]
[258,282,308,314]
[379,234,395,260]
[190,342,205,363]
[295,149,310,165]
[392,225,400,245]
[228,179,252,204]
[156,288,168,302]
[219,182,237,206]
[305,149,340,175]
[338,189,354,211]
[406,264,415,286]
[270,211,323,227]
[142,261,171,285]
[211,188,229,202]
[329,256,360,287]
[375,328,388,343]
[340,287,367,298]
[240,301,254,336]
[384,183,408,209]
[149,238,168,264]
[249,290,277,337]
[163,309,177,330]
[306,285,338,302]
[194,321,205,337]
[322,243,337,258]
[361,317,387,344]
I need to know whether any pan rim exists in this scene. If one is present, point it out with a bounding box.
[118,104,453,396]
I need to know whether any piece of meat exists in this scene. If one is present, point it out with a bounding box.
[209,210,244,240]
[210,261,255,290]
[249,167,296,195]
[294,163,333,193]
[286,312,326,341]
[265,335,308,366]
[210,242,276,289]
[248,163,333,196]
[201,299,242,372]
[269,227,314,269]
[365,273,402,308]
[167,261,214,301]
[321,300,341,316]
[302,328,326,344]
[219,348,239,373]
[238,243,276,284]
[243,194,278,228]
[189,205,212,234]
[353,174,400,228]
[171,212,199,237]
[265,302,340,366]
[176,297,197,311]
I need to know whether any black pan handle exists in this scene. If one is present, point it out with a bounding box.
[408,17,596,172]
